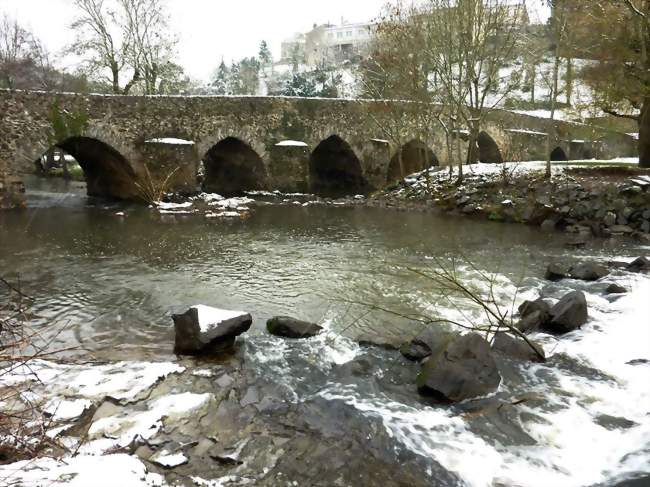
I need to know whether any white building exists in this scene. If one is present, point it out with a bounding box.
[280,20,374,68]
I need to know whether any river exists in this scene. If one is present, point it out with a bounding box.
[0,176,649,486]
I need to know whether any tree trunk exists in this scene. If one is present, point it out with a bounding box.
[566,56,573,106]
[640,96,650,168]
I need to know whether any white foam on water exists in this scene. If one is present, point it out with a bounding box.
[316,273,650,486]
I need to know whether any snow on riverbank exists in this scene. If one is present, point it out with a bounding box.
[0,454,166,487]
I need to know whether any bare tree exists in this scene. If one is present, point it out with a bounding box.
[577,0,650,168]
[69,0,179,95]
[0,14,44,89]
[422,0,525,180]
[541,0,572,178]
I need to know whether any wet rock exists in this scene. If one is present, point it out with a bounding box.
[545,262,570,281]
[545,291,588,334]
[518,299,552,318]
[492,332,545,362]
[627,256,650,273]
[610,225,634,234]
[627,358,649,366]
[400,326,457,362]
[595,414,637,430]
[569,262,609,281]
[516,309,551,334]
[605,283,628,294]
[356,333,403,351]
[172,305,252,355]
[266,316,323,339]
[416,333,501,402]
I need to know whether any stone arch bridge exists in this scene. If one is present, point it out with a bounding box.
[0,89,637,204]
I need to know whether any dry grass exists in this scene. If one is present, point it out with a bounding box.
[134,163,179,205]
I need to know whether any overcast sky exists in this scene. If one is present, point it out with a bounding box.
[0,0,550,82]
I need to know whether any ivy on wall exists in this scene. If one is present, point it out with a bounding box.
[47,101,89,146]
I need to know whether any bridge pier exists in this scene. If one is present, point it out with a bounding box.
[139,140,200,197]
[357,139,392,190]
[268,142,310,193]
[0,172,26,210]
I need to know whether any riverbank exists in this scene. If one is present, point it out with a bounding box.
[372,161,650,243]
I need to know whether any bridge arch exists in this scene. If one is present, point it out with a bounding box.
[477,131,504,164]
[33,136,138,200]
[387,140,439,183]
[550,146,569,162]
[309,135,370,197]
[202,137,268,196]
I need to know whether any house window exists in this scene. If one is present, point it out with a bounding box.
[346,31,352,37]
[337,32,343,38]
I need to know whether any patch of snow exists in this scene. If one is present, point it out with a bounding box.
[628,133,640,140]
[506,128,547,136]
[370,138,390,144]
[44,398,92,421]
[145,137,195,145]
[275,140,308,147]
[157,201,193,210]
[209,196,255,209]
[192,305,250,334]
[86,392,213,452]
[194,192,225,202]
[192,476,255,486]
[0,360,185,402]
[0,454,166,487]
[150,450,188,468]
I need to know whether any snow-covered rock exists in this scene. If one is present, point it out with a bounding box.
[172,305,252,355]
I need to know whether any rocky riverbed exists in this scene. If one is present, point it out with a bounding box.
[374,162,650,243]
[1,255,649,487]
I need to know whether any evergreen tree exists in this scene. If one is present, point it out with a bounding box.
[239,57,261,94]
[258,40,272,67]
[211,60,229,94]
[228,60,243,95]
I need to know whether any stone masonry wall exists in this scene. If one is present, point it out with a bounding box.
[0,89,638,207]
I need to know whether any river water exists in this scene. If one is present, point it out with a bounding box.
[1,176,649,486]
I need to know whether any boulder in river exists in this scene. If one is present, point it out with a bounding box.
[416,333,501,402]
[605,283,628,295]
[568,262,609,281]
[173,305,252,355]
[266,316,323,339]
[356,333,403,351]
[544,291,588,334]
[516,299,551,333]
[627,256,650,273]
[545,262,570,281]
[400,326,457,362]
[492,332,546,362]
[518,299,552,318]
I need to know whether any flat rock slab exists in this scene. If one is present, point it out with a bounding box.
[173,305,252,355]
